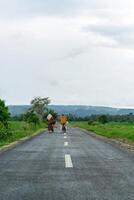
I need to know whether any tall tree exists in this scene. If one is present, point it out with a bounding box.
[30,97,51,121]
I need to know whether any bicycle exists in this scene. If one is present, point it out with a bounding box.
[61,123,66,133]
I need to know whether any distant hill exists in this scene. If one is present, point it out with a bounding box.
[8,105,134,117]
[8,105,30,116]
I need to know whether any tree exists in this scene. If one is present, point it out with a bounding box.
[30,97,51,121]
[98,115,108,124]
[24,111,40,126]
[0,99,10,127]
[0,99,11,139]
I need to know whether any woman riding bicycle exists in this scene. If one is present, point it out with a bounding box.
[59,114,67,133]
[47,114,56,133]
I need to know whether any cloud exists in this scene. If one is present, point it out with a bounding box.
[1,0,134,19]
[82,9,134,50]
[64,46,88,59]
[49,80,59,87]
[1,0,134,20]
[0,0,101,19]
[1,0,134,107]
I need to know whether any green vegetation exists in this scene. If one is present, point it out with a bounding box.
[0,99,10,127]
[0,99,11,140]
[67,113,134,123]
[0,121,47,147]
[23,110,40,126]
[97,115,108,124]
[0,96,52,148]
[71,121,134,142]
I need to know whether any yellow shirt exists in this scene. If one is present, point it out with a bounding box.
[59,116,67,124]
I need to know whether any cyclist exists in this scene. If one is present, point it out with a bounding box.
[47,114,55,133]
[59,114,67,133]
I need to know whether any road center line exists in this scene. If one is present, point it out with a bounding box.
[64,142,68,146]
[64,133,66,135]
[64,136,67,139]
[65,154,73,168]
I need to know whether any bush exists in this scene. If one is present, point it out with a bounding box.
[88,120,94,125]
[98,115,108,124]
[0,122,12,139]
[0,99,10,128]
[24,111,40,126]
[22,122,30,131]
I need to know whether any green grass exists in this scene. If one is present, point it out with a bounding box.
[71,121,134,142]
[0,121,47,147]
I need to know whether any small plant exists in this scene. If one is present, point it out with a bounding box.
[22,122,30,131]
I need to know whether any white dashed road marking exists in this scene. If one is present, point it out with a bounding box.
[64,142,68,146]
[64,136,67,139]
[65,154,73,168]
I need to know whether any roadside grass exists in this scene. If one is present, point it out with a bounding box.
[0,121,47,147]
[71,121,134,142]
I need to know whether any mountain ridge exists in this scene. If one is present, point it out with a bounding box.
[8,105,134,117]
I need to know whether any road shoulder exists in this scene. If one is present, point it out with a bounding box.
[74,127,134,152]
[0,128,46,153]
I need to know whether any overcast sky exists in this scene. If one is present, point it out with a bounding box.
[1,0,134,107]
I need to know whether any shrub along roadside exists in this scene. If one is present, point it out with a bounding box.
[71,121,134,142]
[0,121,12,139]
[0,99,11,141]
[0,121,47,147]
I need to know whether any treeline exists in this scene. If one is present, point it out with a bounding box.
[67,113,134,124]
[11,109,58,123]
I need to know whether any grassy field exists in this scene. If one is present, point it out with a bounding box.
[0,121,47,147]
[71,121,134,142]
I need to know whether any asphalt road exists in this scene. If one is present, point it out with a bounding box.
[0,126,134,200]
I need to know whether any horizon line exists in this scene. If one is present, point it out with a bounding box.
[7,104,134,110]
